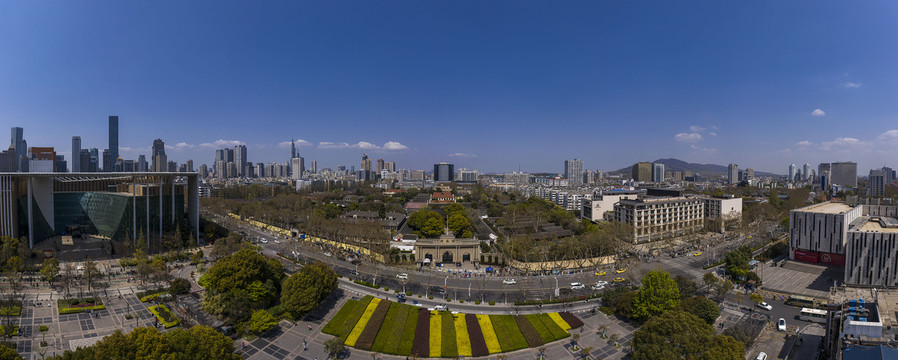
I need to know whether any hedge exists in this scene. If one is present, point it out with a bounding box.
[397,306,419,356]
[321,299,360,336]
[411,309,430,357]
[454,313,472,357]
[476,314,501,354]
[136,288,169,302]
[490,315,528,352]
[440,311,458,358]
[429,311,441,357]
[515,315,544,347]
[353,280,380,289]
[465,314,488,357]
[148,304,179,328]
[0,300,22,317]
[559,311,584,329]
[58,298,106,315]
[355,299,391,351]
[371,302,402,353]
[345,298,381,347]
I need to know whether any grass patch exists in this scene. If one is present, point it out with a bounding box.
[397,306,419,356]
[333,296,373,341]
[441,311,458,358]
[476,314,501,354]
[536,313,569,341]
[371,302,402,353]
[490,315,528,352]
[345,298,381,347]
[148,304,179,328]
[57,298,105,315]
[354,299,390,351]
[321,299,360,336]
[525,314,554,344]
[515,315,544,347]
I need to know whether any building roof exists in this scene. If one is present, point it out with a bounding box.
[857,217,898,233]
[843,345,898,360]
[796,201,854,215]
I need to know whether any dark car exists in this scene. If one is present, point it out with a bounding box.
[349,270,361,276]
[455,262,462,267]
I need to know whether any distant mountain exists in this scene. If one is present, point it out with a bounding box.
[613,158,780,177]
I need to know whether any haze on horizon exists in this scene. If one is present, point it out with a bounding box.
[2,1,897,175]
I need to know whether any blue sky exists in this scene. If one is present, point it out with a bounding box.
[2,1,898,175]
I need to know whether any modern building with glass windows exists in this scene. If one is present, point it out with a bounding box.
[0,172,199,250]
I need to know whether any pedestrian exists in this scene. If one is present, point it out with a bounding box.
[242,341,245,349]
[308,324,312,331]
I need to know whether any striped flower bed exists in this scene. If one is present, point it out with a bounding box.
[322,299,581,357]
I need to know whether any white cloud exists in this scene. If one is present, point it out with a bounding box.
[811,109,826,117]
[448,153,477,158]
[689,125,706,132]
[709,132,717,136]
[171,142,197,151]
[844,82,861,88]
[819,137,862,150]
[198,140,245,149]
[689,144,717,153]
[795,140,813,147]
[674,132,702,143]
[877,130,898,141]
[277,139,313,149]
[317,140,408,151]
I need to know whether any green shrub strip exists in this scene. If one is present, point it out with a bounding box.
[148,305,179,328]
[321,299,359,336]
[440,311,458,358]
[335,296,373,341]
[397,305,419,356]
[371,302,402,353]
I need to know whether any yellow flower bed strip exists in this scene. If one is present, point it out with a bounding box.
[429,311,442,357]
[345,298,381,346]
[476,314,502,354]
[454,313,472,357]
[548,312,571,331]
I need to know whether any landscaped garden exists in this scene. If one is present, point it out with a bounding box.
[148,304,180,328]
[57,298,106,315]
[0,300,22,317]
[323,296,582,357]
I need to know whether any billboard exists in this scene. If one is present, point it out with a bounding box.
[820,252,845,266]
[793,249,819,264]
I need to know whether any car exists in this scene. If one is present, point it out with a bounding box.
[349,270,361,276]
[596,280,609,287]
[612,277,626,283]
[692,251,702,256]
[396,273,408,279]
[594,271,606,276]
[274,239,280,244]
[455,262,462,267]
[323,252,332,257]
[433,305,447,311]
[570,282,586,289]
[616,268,627,274]
[260,239,268,244]
[755,352,768,360]
[396,293,406,299]
[591,283,605,290]
[502,279,517,285]
[777,318,786,331]
[757,302,773,311]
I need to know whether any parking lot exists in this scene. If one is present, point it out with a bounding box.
[760,261,841,299]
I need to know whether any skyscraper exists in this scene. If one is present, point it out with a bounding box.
[72,136,81,172]
[564,159,583,184]
[289,139,297,176]
[803,164,811,181]
[234,145,247,177]
[788,164,796,182]
[311,160,317,173]
[107,116,119,172]
[434,162,454,182]
[385,161,395,173]
[869,169,886,197]
[152,139,167,172]
[652,163,665,183]
[361,154,371,171]
[376,159,385,173]
[291,157,305,180]
[631,162,652,182]
[137,155,147,172]
[10,127,25,171]
[728,163,739,184]
[830,161,858,187]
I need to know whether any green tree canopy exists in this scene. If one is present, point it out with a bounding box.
[0,344,22,360]
[40,258,60,283]
[201,248,285,320]
[632,310,744,360]
[631,270,681,322]
[448,213,473,238]
[280,262,338,319]
[46,326,241,360]
[408,209,444,238]
[681,296,721,325]
[674,275,698,299]
[246,309,277,335]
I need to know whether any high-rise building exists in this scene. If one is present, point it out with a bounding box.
[361,154,371,171]
[199,164,208,179]
[788,164,796,182]
[728,163,738,185]
[376,159,385,173]
[631,162,652,182]
[56,155,67,173]
[803,164,811,181]
[10,127,25,172]
[106,116,119,172]
[88,148,99,172]
[869,169,886,197]
[311,160,317,173]
[564,159,583,184]
[186,160,194,173]
[745,168,755,180]
[385,161,395,173]
[152,139,167,172]
[137,155,147,172]
[434,162,454,182]
[652,162,665,183]
[29,147,56,172]
[0,147,15,172]
[71,136,81,172]
[289,139,297,176]
[291,157,305,180]
[830,161,858,187]
[234,145,247,177]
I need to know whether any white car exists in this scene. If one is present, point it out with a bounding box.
[502,279,517,285]
[591,283,605,291]
[570,282,586,289]
[260,239,268,244]
[596,280,609,287]
[757,302,773,311]
[323,252,332,257]
[755,352,768,360]
[777,318,786,331]
[396,273,408,279]
[273,239,280,244]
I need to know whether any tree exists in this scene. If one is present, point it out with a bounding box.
[82,257,100,296]
[169,278,191,295]
[681,296,721,324]
[202,248,284,319]
[749,293,763,305]
[45,325,241,360]
[325,337,345,358]
[40,258,59,285]
[280,262,337,319]
[408,209,444,238]
[246,309,277,335]
[632,310,744,360]
[448,213,473,238]
[0,345,22,360]
[674,275,698,299]
[190,250,204,265]
[702,272,719,292]
[631,270,680,322]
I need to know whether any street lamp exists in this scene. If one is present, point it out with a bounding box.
[554,277,558,300]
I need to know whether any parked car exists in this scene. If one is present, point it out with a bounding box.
[570,282,586,289]
[323,252,332,257]
[591,283,605,291]
[757,302,773,311]
[596,280,609,287]
[594,271,606,276]
[692,251,702,256]
[616,268,627,274]
[349,270,361,276]
[260,239,268,244]
[432,305,447,311]
[612,277,626,283]
[273,239,280,244]
[777,318,786,331]
[502,279,517,285]
[396,273,409,279]
[755,352,768,360]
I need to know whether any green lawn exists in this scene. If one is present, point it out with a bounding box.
[525,314,555,343]
[489,315,529,352]
[322,296,372,340]
[371,302,402,353]
[440,311,458,358]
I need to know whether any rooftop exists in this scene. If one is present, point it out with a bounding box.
[856,217,898,233]
[831,287,898,330]
[797,201,853,215]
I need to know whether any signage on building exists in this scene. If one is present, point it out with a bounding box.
[820,252,845,266]
[793,249,819,264]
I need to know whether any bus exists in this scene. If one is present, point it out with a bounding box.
[786,295,817,308]
[799,308,828,323]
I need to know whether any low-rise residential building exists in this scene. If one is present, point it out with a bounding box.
[581,192,639,221]
[613,196,705,244]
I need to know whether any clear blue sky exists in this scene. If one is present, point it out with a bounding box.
[2,1,897,175]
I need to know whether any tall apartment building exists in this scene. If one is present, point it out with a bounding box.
[631,162,652,182]
[456,168,478,183]
[652,163,665,183]
[106,116,118,172]
[613,196,705,244]
[71,136,81,172]
[234,145,247,177]
[361,154,371,171]
[830,161,858,187]
[803,164,811,181]
[869,169,886,197]
[564,159,583,184]
[151,139,167,172]
[434,162,454,182]
[728,163,739,184]
[789,164,796,182]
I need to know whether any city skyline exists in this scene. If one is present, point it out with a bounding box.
[3,2,898,174]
